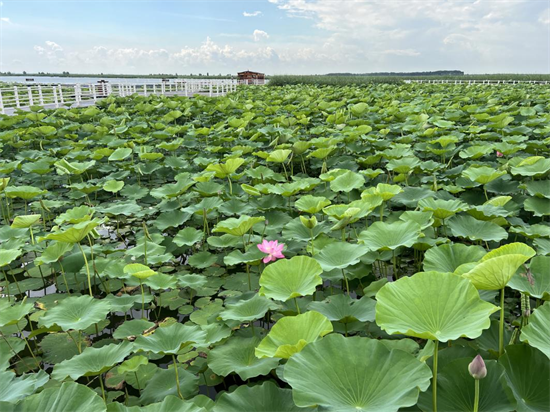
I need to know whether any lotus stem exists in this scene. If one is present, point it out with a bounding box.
[139,278,145,319]
[379,202,384,221]
[246,264,251,291]
[294,297,301,314]
[499,287,505,356]
[433,339,439,412]
[310,229,315,255]
[17,323,41,369]
[227,176,233,195]
[77,243,93,296]
[172,354,184,399]
[473,379,480,412]
[341,269,350,295]
[98,374,106,401]
[134,372,141,391]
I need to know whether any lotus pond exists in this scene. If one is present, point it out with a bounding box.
[0,84,549,412]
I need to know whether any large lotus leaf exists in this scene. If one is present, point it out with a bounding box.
[149,179,195,199]
[140,366,199,404]
[520,180,550,199]
[208,337,279,380]
[108,148,133,161]
[508,256,550,300]
[418,197,468,219]
[15,381,106,412]
[205,158,245,178]
[308,294,376,323]
[423,243,486,273]
[359,220,420,251]
[285,334,432,412]
[212,381,304,412]
[330,170,365,193]
[219,294,279,322]
[462,166,507,184]
[0,370,48,403]
[39,219,102,244]
[0,302,33,327]
[212,215,265,236]
[463,243,536,290]
[510,157,550,177]
[369,183,403,201]
[376,271,498,341]
[134,322,206,355]
[0,249,21,267]
[103,180,125,193]
[524,196,550,216]
[255,311,333,359]
[11,214,41,228]
[113,319,155,340]
[40,332,89,364]
[259,256,323,301]
[35,241,74,265]
[52,342,133,380]
[39,295,110,331]
[417,358,516,412]
[123,263,157,280]
[173,227,204,247]
[314,242,370,271]
[500,345,550,412]
[266,149,292,163]
[4,185,47,200]
[520,302,550,359]
[447,215,508,242]
[54,159,95,176]
[295,195,331,214]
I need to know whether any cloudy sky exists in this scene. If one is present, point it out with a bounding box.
[1,0,549,75]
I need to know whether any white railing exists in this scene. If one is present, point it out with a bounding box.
[405,79,550,85]
[0,79,241,114]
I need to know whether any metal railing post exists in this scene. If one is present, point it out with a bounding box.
[53,86,58,107]
[14,86,20,108]
[0,89,4,114]
[28,87,34,106]
[58,85,64,105]
[38,85,44,105]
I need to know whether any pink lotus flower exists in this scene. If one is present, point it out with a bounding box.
[496,151,504,157]
[257,240,285,263]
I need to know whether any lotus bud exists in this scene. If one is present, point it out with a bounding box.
[468,355,487,380]
[496,151,504,157]
[523,309,530,318]
[300,215,318,229]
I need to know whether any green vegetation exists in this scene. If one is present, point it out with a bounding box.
[0,83,548,412]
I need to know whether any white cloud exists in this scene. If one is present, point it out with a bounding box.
[252,29,269,42]
[0,17,10,23]
[382,49,420,57]
[243,11,262,17]
[539,8,550,24]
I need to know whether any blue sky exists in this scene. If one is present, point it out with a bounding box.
[1,0,549,74]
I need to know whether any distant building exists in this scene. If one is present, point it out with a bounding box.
[237,70,265,85]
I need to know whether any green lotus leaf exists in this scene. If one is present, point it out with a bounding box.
[140,366,199,404]
[39,295,110,331]
[11,214,40,228]
[520,180,550,199]
[15,381,106,412]
[0,249,22,267]
[212,381,302,412]
[212,215,265,236]
[54,159,95,176]
[500,345,550,412]
[39,219,102,244]
[330,170,365,193]
[40,332,89,364]
[4,185,47,200]
[108,396,207,412]
[417,358,516,412]
[423,243,486,273]
[0,370,48,403]
[118,355,149,374]
[359,220,421,251]
[223,248,265,266]
[510,156,550,177]
[149,178,196,199]
[508,256,550,300]
[462,166,507,184]
[206,158,245,178]
[103,180,125,193]
[387,156,421,174]
[266,149,292,163]
[219,294,279,322]
[399,211,434,229]
[0,302,34,328]
[363,183,403,201]
[255,311,333,359]
[285,334,432,412]
[314,242,370,271]
[259,256,323,301]
[208,336,279,380]
[113,319,155,340]
[524,196,550,216]
[173,227,204,247]
[123,263,157,280]
[295,195,331,214]
[462,243,536,290]
[520,302,550,359]
[376,271,498,341]
[55,205,94,225]
[134,322,206,355]
[447,215,508,242]
[418,197,468,220]
[104,294,152,312]
[108,147,133,161]
[52,342,132,380]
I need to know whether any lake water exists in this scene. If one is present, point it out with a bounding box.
[0,76,195,85]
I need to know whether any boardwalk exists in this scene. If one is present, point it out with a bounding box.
[0,79,238,116]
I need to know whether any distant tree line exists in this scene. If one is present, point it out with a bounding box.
[325,70,465,77]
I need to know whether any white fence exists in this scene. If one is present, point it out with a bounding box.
[405,79,550,85]
[0,79,240,114]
